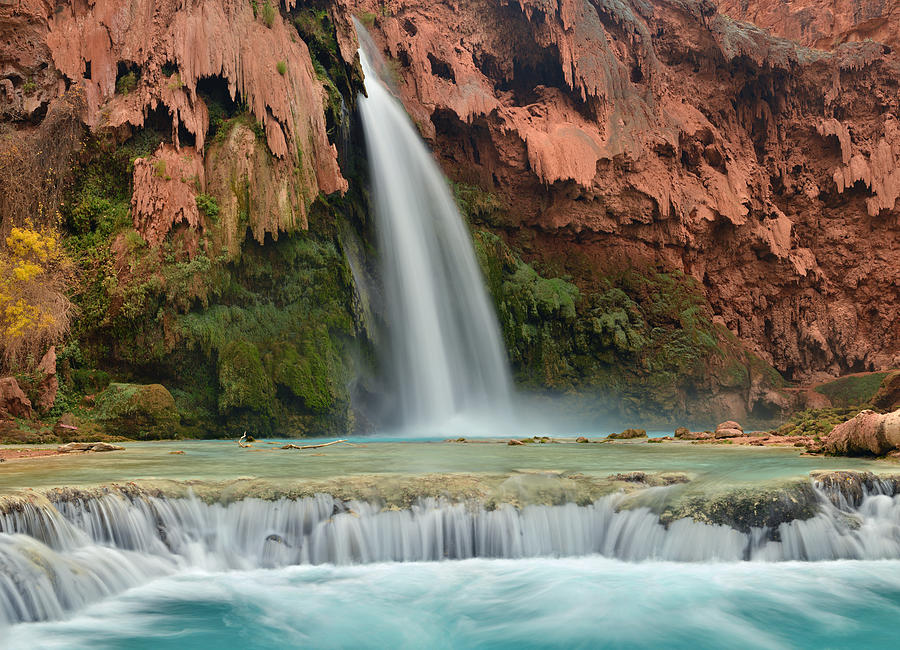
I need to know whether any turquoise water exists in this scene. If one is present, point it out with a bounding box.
[7,557,900,649]
[1,440,892,491]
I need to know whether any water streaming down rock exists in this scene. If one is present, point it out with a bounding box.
[355,22,514,431]
[3,479,900,624]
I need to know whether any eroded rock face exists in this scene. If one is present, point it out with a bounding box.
[0,377,32,419]
[715,0,900,50]
[5,0,346,246]
[825,408,900,455]
[33,346,58,414]
[350,0,900,383]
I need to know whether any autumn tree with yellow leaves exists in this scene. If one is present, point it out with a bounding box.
[0,223,74,371]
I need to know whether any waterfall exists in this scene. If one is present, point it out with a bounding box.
[3,481,900,624]
[355,22,514,432]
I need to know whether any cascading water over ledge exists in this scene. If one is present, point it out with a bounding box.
[2,477,900,625]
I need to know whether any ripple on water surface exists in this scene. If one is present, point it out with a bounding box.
[6,557,900,649]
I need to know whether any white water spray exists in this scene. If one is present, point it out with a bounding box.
[355,23,514,433]
[3,480,900,624]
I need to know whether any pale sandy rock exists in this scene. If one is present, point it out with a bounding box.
[825,408,900,456]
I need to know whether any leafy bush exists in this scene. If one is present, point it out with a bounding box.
[261,0,276,27]
[276,60,287,76]
[195,193,219,220]
[115,72,138,96]
[0,224,74,371]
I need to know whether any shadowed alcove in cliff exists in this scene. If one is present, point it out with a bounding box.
[196,75,240,142]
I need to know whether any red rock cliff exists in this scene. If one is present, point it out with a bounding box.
[347,0,899,383]
[2,0,346,245]
[715,0,900,50]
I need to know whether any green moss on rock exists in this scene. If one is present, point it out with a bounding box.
[94,383,180,439]
[815,373,889,407]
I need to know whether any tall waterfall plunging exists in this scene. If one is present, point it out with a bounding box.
[355,24,514,432]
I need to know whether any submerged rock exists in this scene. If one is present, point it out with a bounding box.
[57,442,124,453]
[824,408,900,456]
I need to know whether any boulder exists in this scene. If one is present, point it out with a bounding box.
[0,377,32,419]
[608,428,647,439]
[824,408,900,456]
[678,430,713,440]
[507,438,525,446]
[33,346,58,414]
[94,383,180,439]
[715,420,744,438]
[674,426,690,438]
[575,436,589,443]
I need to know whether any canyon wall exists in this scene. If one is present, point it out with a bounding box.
[714,0,900,50]
[346,0,899,386]
[1,0,898,433]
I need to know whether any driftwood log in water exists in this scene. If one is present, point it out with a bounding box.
[281,439,349,450]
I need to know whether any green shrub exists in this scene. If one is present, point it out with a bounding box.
[261,0,276,27]
[152,159,168,179]
[276,60,287,76]
[115,72,138,96]
[195,193,219,220]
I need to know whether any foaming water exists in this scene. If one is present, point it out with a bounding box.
[355,22,514,432]
[7,558,900,649]
[2,479,900,625]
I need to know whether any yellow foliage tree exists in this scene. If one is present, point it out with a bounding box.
[0,222,74,371]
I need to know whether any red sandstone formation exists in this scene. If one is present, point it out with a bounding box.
[346,0,900,383]
[0,377,32,419]
[2,0,346,246]
[2,0,897,391]
[715,0,900,50]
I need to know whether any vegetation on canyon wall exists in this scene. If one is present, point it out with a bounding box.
[462,183,785,425]
[2,0,897,441]
[0,2,369,441]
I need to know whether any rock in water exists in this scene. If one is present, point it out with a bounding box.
[57,442,124,453]
[824,409,900,456]
[715,421,744,438]
[0,377,32,419]
[608,428,648,440]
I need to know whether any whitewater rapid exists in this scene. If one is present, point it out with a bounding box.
[2,479,900,626]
